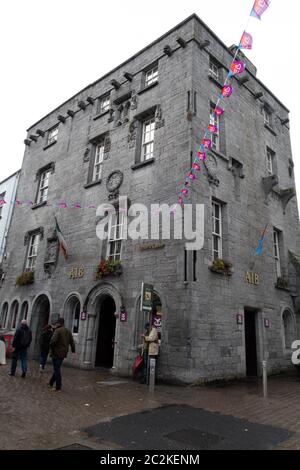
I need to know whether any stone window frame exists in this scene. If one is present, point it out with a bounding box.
[20,301,29,321]
[106,207,125,262]
[24,227,44,272]
[86,132,110,188]
[44,124,59,150]
[131,105,157,169]
[266,147,277,176]
[0,301,9,328]
[10,300,19,330]
[281,307,296,354]
[139,61,159,94]
[64,294,81,336]
[212,199,223,261]
[273,227,282,280]
[33,162,55,209]
[95,92,111,117]
[208,55,224,86]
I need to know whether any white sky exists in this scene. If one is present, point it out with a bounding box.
[0,0,299,207]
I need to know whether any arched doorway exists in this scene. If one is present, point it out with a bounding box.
[30,294,50,357]
[95,296,116,368]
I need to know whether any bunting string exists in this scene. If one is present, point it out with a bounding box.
[178,0,271,205]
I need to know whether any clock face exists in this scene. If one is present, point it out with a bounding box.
[106,171,123,192]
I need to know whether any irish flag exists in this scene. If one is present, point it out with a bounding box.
[55,217,68,260]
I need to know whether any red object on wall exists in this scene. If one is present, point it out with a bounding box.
[4,334,14,358]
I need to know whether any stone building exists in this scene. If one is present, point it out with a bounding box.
[0,14,300,383]
[0,171,20,265]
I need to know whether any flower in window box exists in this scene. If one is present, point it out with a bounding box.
[209,259,233,276]
[16,271,35,286]
[95,259,122,280]
[276,277,289,290]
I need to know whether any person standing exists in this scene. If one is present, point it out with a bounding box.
[142,320,159,384]
[39,324,53,372]
[0,325,6,366]
[139,322,150,384]
[48,317,75,392]
[9,319,32,378]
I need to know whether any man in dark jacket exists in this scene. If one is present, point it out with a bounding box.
[48,317,75,392]
[9,319,32,378]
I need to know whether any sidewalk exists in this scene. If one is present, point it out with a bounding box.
[1,360,300,450]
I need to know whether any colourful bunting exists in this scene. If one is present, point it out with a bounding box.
[0,199,6,205]
[181,188,189,195]
[240,31,253,50]
[197,152,206,161]
[251,0,270,20]
[215,106,224,116]
[202,138,212,149]
[221,85,233,98]
[230,60,246,75]
[192,163,201,171]
[208,124,218,133]
[189,172,196,180]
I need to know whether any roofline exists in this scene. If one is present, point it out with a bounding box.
[27,13,289,131]
[0,169,21,186]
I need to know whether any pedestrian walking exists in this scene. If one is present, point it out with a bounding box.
[0,325,6,366]
[9,319,32,378]
[39,324,53,372]
[48,317,75,392]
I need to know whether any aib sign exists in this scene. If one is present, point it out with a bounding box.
[120,307,128,323]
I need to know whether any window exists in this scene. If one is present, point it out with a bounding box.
[209,59,219,80]
[0,302,8,328]
[72,299,80,334]
[267,150,273,175]
[37,169,51,204]
[283,310,295,351]
[93,142,105,182]
[263,108,271,126]
[145,65,158,87]
[107,210,124,261]
[0,192,5,219]
[99,94,110,114]
[273,229,281,278]
[26,233,40,271]
[141,118,155,162]
[210,104,220,151]
[20,301,29,321]
[212,201,222,260]
[11,301,19,330]
[47,125,59,146]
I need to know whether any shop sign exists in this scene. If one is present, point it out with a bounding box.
[138,242,165,251]
[81,310,87,321]
[264,318,270,328]
[141,283,153,311]
[245,271,260,285]
[236,314,243,325]
[69,267,85,279]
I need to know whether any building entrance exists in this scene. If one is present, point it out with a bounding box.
[31,295,50,358]
[95,296,116,368]
[244,308,258,377]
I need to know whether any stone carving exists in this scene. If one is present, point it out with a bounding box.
[278,188,296,214]
[106,171,123,193]
[262,175,278,199]
[83,147,90,163]
[108,108,115,123]
[204,153,219,186]
[155,105,165,129]
[127,121,137,148]
[44,229,59,277]
[130,91,138,110]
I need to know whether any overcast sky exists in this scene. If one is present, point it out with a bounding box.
[1,0,299,206]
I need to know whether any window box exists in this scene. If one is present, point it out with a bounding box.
[275,277,289,290]
[16,271,35,286]
[209,259,233,276]
[95,259,122,280]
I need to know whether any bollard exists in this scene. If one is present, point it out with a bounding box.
[149,357,156,394]
[262,360,268,398]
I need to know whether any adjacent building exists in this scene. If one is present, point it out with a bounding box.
[0,14,300,383]
[0,171,20,265]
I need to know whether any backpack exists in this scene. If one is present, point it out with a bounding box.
[20,328,31,348]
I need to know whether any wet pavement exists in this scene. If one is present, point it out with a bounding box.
[1,360,300,450]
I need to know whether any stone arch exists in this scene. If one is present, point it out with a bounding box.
[30,293,51,357]
[9,299,20,331]
[63,292,83,335]
[83,282,123,369]
[0,301,9,329]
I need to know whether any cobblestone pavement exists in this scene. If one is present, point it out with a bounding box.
[1,360,300,450]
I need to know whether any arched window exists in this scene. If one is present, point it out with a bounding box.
[0,302,8,328]
[10,301,19,330]
[65,296,80,335]
[283,310,295,350]
[72,300,80,334]
[20,301,29,321]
